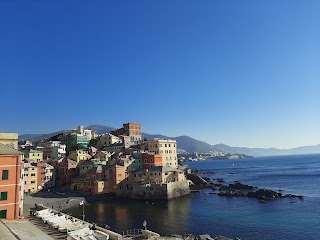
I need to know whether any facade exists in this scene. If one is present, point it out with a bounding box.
[71,176,85,191]
[142,153,163,169]
[23,149,43,162]
[23,161,38,193]
[51,158,78,187]
[66,126,96,153]
[44,164,55,190]
[129,153,143,171]
[35,162,46,191]
[42,142,66,160]
[96,134,121,149]
[117,166,190,199]
[78,160,95,176]
[133,166,186,184]
[51,145,66,158]
[0,133,18,150]
[83,165,112,194]
[111,122,142,143]
[0,144,24,219]
[67,150,91,162]
[147,139,178,168]
[93,151,111,162]
[103,142,125,153]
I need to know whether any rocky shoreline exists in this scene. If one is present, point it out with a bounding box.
[187,173,304,203]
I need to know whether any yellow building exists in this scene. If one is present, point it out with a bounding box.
[96,134,121,149]
[25,163,38,193]
[147,139,178,168]
[68,150,91,162]
[23,150,43,162]
[93,151,111,162]
[132,166,185,184]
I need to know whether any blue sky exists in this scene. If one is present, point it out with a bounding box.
[0,1,319,148]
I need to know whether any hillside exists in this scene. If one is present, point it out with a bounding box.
[211,144,320,157]
[19,124,320,156]
[142,133,213,153]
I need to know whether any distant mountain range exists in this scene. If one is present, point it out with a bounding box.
[19,124,320,157]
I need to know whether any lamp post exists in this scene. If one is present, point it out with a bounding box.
[79,200,85,221]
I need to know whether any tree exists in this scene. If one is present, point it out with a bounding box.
[72,143,86,151]
[89,138,99,147]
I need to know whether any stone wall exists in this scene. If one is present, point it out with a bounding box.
[117,181,190,199]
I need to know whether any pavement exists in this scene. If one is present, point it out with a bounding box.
[2,219,54,240]
[0,220,17,240]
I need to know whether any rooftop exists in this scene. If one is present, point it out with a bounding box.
[0,143,22,155]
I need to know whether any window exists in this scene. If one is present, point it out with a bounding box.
[31,181,35,184]
[0,192,8,200]
[0,210,7,219]
[165,144,167,147]
[2,170,9,180]
[31,173,36,177]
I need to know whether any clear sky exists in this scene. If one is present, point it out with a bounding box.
[0,1,319,149]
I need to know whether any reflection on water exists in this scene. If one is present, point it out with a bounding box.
[68,196,191,234]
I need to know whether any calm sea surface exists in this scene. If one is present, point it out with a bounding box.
[68,154,320,240]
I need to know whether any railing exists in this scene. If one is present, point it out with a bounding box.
[122,229,143,237]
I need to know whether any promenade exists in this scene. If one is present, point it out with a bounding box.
[0,220,17,240]
[1,219,55,240]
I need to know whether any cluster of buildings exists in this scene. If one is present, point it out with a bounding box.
[0,123,190,220]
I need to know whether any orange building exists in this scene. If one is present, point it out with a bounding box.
[0,144,24,219]
[142,153,163,169]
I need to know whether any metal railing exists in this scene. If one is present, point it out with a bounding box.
[122,229,143,237]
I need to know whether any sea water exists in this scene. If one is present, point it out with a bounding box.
[67,154,320,240]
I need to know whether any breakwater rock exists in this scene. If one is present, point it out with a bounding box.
[188,173,304,202]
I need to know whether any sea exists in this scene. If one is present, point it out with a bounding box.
[67,154,320,240]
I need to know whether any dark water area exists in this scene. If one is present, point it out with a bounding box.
[67,154,320,240]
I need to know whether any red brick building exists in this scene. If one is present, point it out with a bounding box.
[111,122,142,143]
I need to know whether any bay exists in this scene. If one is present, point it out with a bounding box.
[67,154,320,240]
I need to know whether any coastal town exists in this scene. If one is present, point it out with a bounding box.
[0,123,305,240]
[1,123,221,240]
[0,123,192,216]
